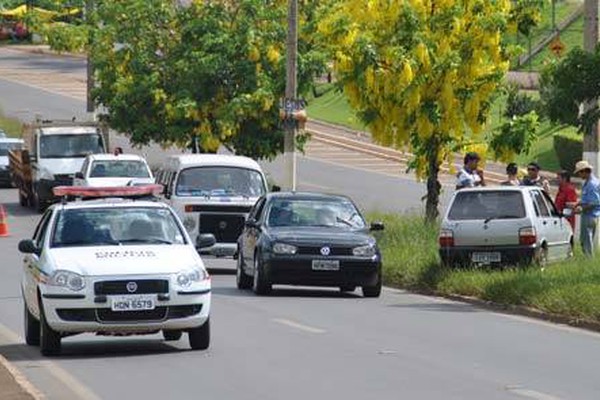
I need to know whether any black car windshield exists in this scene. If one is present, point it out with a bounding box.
[448,191,526,221]
[90,160,150,178]
[52,207,187,247]
[0,142,23,156]
[40,134,104,158]
[266,198,366,229]
[176,166,266,197]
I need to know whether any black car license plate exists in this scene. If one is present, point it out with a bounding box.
[312,260,340,271]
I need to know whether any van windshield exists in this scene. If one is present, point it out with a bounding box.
[176,166,266,198]
[40,134,104,158]
[448,191,526,221]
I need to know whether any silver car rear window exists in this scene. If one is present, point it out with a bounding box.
[448,191,526,221]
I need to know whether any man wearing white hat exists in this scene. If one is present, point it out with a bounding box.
[573,160,600,255]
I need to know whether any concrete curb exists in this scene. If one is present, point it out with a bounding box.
[407,288,600,333]
[0,355,45,400]
[3,44,86,60]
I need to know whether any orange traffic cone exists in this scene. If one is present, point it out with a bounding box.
[0,205,10,237]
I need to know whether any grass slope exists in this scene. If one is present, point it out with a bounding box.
[0,108,22,137]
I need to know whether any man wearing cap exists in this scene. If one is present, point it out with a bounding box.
[456,152,485,190]
[573,160,600,255]
[521,161,550,192]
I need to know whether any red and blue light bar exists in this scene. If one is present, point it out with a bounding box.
[53,184,164,198]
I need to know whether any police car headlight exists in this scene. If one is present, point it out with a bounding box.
[353,244,376,257]
[50,270,85,291]
[183,217,196,232]
[176,268,209,288]
[273,243,297,255]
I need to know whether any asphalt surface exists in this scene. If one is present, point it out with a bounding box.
[1,47,600,400]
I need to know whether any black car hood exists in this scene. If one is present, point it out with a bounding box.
[268,226,374,246]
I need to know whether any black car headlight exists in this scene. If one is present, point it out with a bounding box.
[273,243,298,255]
[353,244,376,257]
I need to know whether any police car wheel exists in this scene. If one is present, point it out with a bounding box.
[163,330,183,341]
[24,303,40,346]
[188,318,210,350]
[39,302,61,356]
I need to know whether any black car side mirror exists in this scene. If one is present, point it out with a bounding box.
[75,172,84,179]
[370,221,385,231]
[271,185,281,192]
[245,218,259,228]
[18,239,39,255]
[196,234,216,249]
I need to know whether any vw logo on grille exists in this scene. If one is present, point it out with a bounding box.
[219,221,228,230]
[126,281,138,293]
[320,246,331,256]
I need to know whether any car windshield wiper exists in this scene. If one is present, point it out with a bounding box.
[119,238,173,245]
[336,217,355,227]
[483,215,522,224]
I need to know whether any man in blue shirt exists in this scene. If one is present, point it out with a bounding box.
[574,161,600,255]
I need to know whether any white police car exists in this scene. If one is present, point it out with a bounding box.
[19,185,214,356]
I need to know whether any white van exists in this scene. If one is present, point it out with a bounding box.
[156,154,268,256]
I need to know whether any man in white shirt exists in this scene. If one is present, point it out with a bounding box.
[456,152,486,190]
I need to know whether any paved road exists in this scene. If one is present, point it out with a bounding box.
[1,189,600,400]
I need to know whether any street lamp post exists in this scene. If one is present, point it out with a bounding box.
[283,0,298,191]
[583,0,599,172]
[85,0,95,116]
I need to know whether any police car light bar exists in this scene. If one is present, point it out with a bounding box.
[53,184,164,199]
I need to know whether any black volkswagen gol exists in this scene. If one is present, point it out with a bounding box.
[236,192,384,297]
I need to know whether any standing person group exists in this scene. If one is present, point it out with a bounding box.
[456,153,600,255]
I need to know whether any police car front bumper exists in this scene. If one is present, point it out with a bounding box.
[40,278,210,334]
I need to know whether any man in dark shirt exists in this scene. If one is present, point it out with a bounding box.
[521,162,550,192]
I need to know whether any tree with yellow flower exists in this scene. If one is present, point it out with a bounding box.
[319,0,512,221]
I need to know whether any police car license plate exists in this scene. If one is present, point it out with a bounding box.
[111,295,156,312]
[471,252,501,264]
[312,260,340,271]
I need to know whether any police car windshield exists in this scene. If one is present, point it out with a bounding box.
[266,198,366,229]
[51,207,187,247]
[176,166,266,198]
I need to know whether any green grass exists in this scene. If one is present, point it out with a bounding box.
[306,85,366,131]
[373,213,600,321]
[0,108,22,137]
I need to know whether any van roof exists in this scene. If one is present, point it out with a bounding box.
[165,154,263,171]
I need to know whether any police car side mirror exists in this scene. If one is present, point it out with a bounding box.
[18,239,39,255]
[196,234,216,249]
[75,172,84,180]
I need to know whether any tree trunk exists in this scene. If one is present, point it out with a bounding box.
[425,137,441,223]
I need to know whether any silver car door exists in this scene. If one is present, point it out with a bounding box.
[541,190,571,259]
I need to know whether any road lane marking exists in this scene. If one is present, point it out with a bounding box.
[0,322,102,400]
[272,318,326,334]
[506,386,562,400]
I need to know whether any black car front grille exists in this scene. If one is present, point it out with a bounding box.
[94,280,169,295]
[57,305,202,323]
[296,246,354,256]
[200,214,245,243]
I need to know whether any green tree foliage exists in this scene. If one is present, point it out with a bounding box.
[490,111,540,161]
[319,0,512,220]
[540,48,600,133]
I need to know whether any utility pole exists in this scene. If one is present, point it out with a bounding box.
[283,0,298,191]
[583,0,599,171]
[85,0,95,117]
